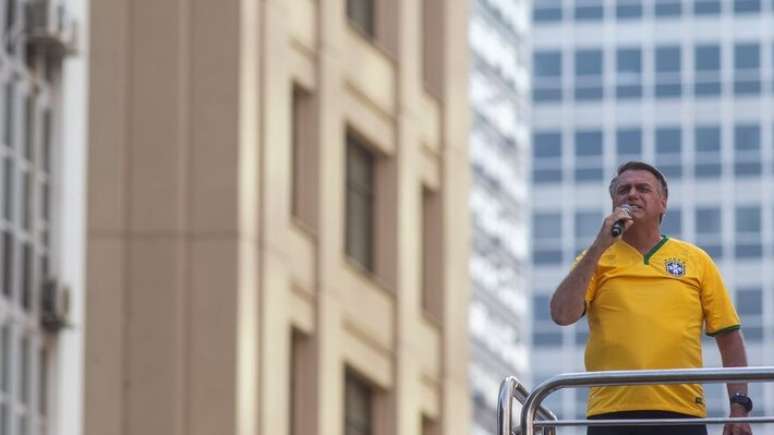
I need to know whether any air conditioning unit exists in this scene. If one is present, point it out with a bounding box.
[24,0,78,56]
[40,279,71,334]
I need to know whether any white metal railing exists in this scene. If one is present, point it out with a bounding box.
[498,366,774,435]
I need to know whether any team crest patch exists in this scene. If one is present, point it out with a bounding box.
[665,258,686,277]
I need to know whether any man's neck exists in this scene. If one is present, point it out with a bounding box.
[622,225,664,255]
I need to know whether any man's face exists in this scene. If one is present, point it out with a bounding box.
[611,169,667,224]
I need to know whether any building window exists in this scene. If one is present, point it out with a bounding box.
[290,330,313,435]
[533,50,562,103]
[290,85,317,231]
[695,207,723,259]
[655,46,682,98]
[574,130,603,182]
[662,208,682,238]
[735,287,763,341]
[734,43,760,95]
[734,0,761,13]
[532,293,562,346]
[574,49,603,101]
[654,0,682,16]
[3,0,17,54]
[345,370,375,435]
[694,126,722,178]
[345,134,376,272]
[533,0,563,23]
[575,0,604,21]
[694,44,721,96]
[694,0,722,15]
[616,128,642,163]
[532,212,562,265]
[347,0,375,39]
[575,210,602,255]
[733,124,761,176]
[735,206,761,258]
[0,81,53,435]
[532,131,562,183]
[654,127,682,179]
[616,48,642,99]
[421,187,442,321]
[616,0,643,19]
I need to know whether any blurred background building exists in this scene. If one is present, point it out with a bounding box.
[467,0,531,434]
[2,1,475,435]
[530,0,774,432]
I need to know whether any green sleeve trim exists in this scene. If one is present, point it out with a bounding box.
[643,235,669,265]
[706,324,741,337]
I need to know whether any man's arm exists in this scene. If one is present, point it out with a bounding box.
[549,244,603,325]
[549,206,632,325]
[716,329,749,399]
[716,330,753,435]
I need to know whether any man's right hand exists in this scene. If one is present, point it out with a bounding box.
[592,205,633,251]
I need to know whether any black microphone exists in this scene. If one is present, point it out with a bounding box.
[611,204,631,237]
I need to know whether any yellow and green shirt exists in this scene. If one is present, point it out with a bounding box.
[580,236,740,417]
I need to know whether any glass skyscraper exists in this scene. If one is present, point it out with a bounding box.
[530,1,774,433]
[469,0,531,434]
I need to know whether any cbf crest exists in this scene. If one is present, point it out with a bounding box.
[664,258,686,277]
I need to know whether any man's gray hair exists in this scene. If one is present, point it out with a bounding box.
[608,161,669,199]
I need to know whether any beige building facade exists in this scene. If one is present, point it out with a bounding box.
[85,1,471,435]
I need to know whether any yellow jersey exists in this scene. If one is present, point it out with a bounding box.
[580,236,740,417]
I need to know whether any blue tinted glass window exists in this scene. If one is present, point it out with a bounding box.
[696,45,721,71]
[534,51,563,103]
[735,43,760,70]
[734,0,761,13]
[736,288,762,316]
[695,126,721,152]
[736,206,761,233]
[662,209,682,236]
[696,208,721,234]
[533,169,562,183]
[617,48,642,74]
[533,331,563,345]
[575,49,603,100]
[656,128,682,178]
[734,43,761,95]
[694,45,721,96]
[575,211,602,238]
[734,124,761,176]
[575,0,604,20]
[656,128,681,153]
[656,47,681,72]
[534,51,562,77]
[576,50,603,75]
[694,0,721,14]
[616,48,642,98]
[655,0,682,16]
[734,125,760,151]
[534,212,561,240]
[656,46,682,97]
[533,295,552,321]
[534,2,563,22]
[616,0,643,18]
[533,132,562,157]
[616,128,642,157]
[575,131,602,156]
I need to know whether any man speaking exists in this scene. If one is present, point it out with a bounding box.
[549,161,753,435]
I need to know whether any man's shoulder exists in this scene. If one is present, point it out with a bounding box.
[664,236,714,263]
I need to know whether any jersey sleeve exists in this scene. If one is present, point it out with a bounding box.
[699,251,741,336]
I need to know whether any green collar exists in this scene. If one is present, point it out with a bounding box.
[643,235,669,265]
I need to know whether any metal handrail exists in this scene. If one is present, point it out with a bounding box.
[498,376,558,435]
[502,366,774,435]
